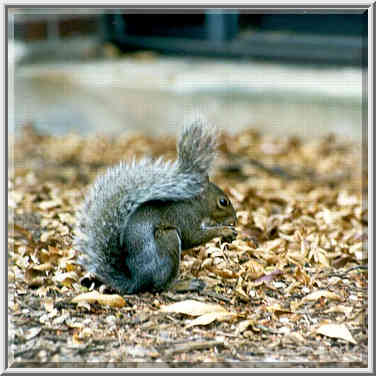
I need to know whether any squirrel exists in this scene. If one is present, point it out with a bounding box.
[74,117,237,294]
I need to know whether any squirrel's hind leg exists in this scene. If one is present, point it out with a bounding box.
[91,262,139,295]
[125,226,182,293]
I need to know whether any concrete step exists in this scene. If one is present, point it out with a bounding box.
[11,55,363,142]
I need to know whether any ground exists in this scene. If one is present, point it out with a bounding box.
[8,125,367,368]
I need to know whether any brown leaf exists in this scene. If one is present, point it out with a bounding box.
[208,266,237,279]
[24,327,42,340]
[303,290,342,303]
[44,298,55,313]
[284,331,305,344]
[324,305,353,318]
[235,319,257,335]
[294,266,311,286]
[38,199,62,210]
[235,285,251,302]
[267,303,292,318]
[71,291,126,308]
[53,271,79,287]
[40,230,55,243]
[185,312,236,328]
[254,269,283,284]
[160,300,227,316]
[57,212,76,225]
[242,259,265,280]
[252,211,268,232]
[315,323,357,344]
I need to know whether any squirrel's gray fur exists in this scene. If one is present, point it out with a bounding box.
[74,117,227,293]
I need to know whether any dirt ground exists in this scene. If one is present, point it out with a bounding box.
[8,124,367,368]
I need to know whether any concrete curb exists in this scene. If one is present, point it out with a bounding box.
[16,56,362,104]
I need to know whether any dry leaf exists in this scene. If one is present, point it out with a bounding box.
[53,271,79,287]
[185,311,236,328]
[254,269,283,284]
[71,291,126,308]
[264,238,284,252]
[324,305,353,318]
[303,290,342,303]
[315,323,357,344]
[72,331,85,345]
[235,319,256,335]
[267,303,292,319]
[65,319,84,329]
[40,230,55,243]
[44,298,55,313]
[57,212,76,225]
[252,211,268,232]
[29,263,53,272]
[285,331,305,344]
[160,300,227,316]
[242,259,265,280]
[294,266,311,286]
[9,191,23,207]
[38,199,62,210]
[337,191,358,206]
[208,266,236,279]
[349,243,366,261]
[24,327,42,340]
[316,249,331,267]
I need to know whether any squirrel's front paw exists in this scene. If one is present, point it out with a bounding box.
[221,227,238,243]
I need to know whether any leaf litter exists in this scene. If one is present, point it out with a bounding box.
[8,125,367,367]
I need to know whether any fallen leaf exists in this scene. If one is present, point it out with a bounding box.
[24,274,45,288]
[185,311,236,328]
[324,305,353,318]
[57,212,76,225]
[72,331,85,345]
[160,300,227,316]
[44,298,55,313]
[24,327,42,340]
[54,271,79,287]
[9,191,23,207]
[285,331,305,344]
[337,191,358,206]
[264,238,284,252]
[38,199,62,210]
[316,249,331,267]
[235,319,256,335]
[29,263,53,272]
[65,319,84,329]
[267,303,292,319]
[242,259,265,280]
[235,286,251,302]
[254,269,283,284]
[252,210,268,232]
[71,291,126,308]
[40,230,55,243]
[303,290,342,303]
[315,323,357,344]
[208,266,236,279]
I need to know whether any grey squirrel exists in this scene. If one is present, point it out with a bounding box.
[74,118,237,294]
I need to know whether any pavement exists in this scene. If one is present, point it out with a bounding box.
[10,44,364,142]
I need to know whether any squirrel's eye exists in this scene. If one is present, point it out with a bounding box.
[218,197,229,208]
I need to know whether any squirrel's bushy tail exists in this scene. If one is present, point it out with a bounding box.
[178,115,217,176]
